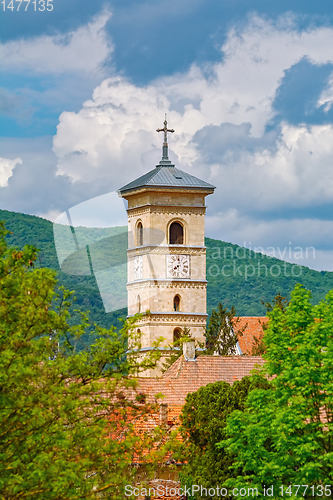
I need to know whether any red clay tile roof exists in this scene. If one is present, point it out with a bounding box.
[132,321,268,442]
[137,355,264,406]
[236,317,268,354]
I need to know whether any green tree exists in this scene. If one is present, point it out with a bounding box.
[261,291,289,314]
[250,293,289,355]
[222,284,333,498]
[0,223,165,500]
[179,376,269,499]
[205,303,245,355]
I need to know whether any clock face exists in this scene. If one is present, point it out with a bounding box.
[134,256,143,280]
[167,254,190,278]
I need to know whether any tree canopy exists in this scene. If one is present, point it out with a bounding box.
[250,293,289,355]
[0,222,165,500]
[222,284,333,497]
[179,375,269,499]
[204,303,245,355]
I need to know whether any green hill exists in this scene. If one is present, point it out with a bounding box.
[0,209,126,339]
[1,209,333,327]
[205,237,333,316]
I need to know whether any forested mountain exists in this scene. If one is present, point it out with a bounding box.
[1,209,333,328]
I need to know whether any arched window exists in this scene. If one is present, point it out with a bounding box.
[169,222,183,244]
[173,328,182,342]
[137,294,141,313]
[173,294,180,311]
[136,221,143,246]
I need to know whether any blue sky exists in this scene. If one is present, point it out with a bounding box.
[1,0,333,271]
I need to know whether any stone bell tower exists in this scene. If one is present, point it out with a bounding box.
[118,116,215,361]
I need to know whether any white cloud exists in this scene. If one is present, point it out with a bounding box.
[0,157,22,187]
[53,77,171,184]
[318,74,333,111]
[205,123,333,212]
[206,209,333,248]
[158,15,333,136]
[0,11,112,75]
[53,15,333,191]
[206,210,333,271]
[39,209,62,222]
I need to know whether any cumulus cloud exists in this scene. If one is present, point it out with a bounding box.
[0,157,22,187]
[0,10,112,75]
[0,137,86,216]
[199,122,333,212]
[53,77,171,185]
[158,15,333,136]
[53,15,333,214]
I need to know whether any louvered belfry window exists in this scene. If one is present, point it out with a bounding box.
[169,222,183,244]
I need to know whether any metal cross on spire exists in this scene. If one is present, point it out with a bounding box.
[156,113,174,164]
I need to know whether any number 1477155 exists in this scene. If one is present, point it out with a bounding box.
[1,0,53,11]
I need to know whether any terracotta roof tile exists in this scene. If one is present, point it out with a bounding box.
[137,355,265,406]
[236,317,268,354]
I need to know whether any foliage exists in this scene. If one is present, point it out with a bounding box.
[250,293,289,355]
[179,376,270,499]
[248,323,266,356]
[261,291,289,313]
[222,284,333,497]
[0,222,167,500]
[205,303,245,355]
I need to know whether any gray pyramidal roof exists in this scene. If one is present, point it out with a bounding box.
[118,164,216,195]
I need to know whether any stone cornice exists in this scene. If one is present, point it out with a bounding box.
[129,312,208,324]
[127,245,206,257]
[127,204,206,218]
[127,279,207,290]
[144,311,207,316]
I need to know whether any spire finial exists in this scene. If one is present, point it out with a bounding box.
[156,113,174,164]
